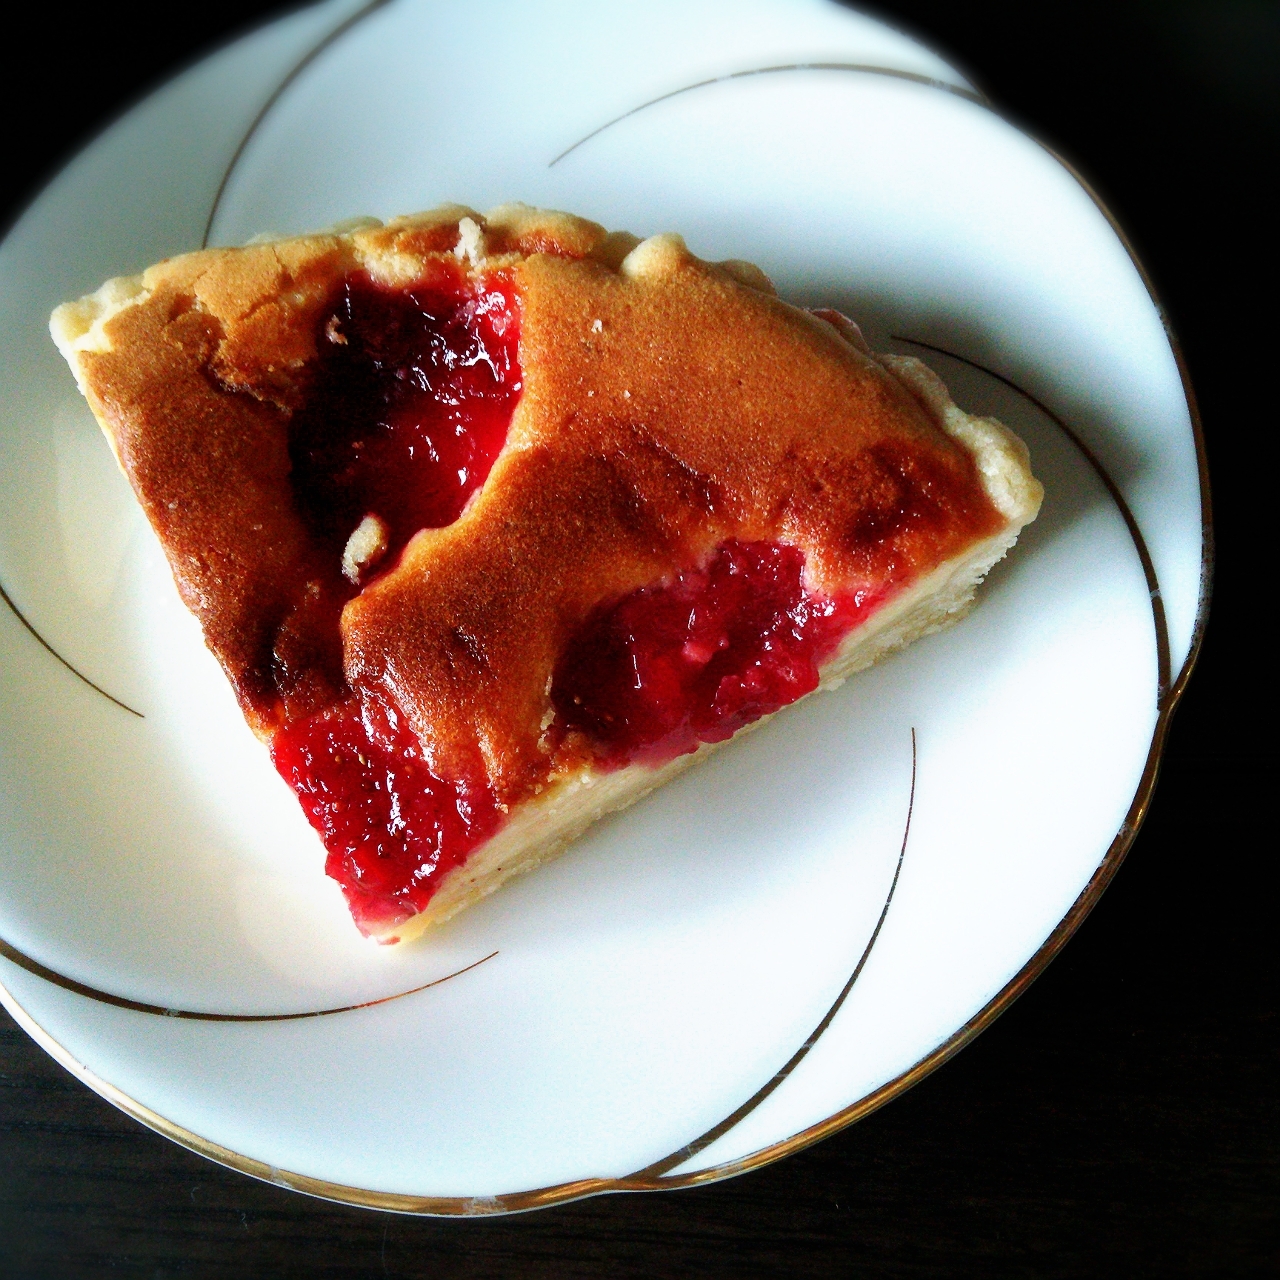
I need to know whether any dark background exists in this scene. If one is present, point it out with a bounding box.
[1,2,1273,1275]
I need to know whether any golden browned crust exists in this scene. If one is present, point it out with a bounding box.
[47,206,635,731]
[51,204,1041,809]
[344,235,1016,800]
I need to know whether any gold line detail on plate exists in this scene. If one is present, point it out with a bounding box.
[0,575,145,718]
[626,727,916,1181]
[619,341,1189,1197]
[0,938,497,1022]
[889,335,1174,702]
[546,63,988,167]
[201,0,394,249]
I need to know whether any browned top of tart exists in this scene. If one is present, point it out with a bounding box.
[51,204,1036,805]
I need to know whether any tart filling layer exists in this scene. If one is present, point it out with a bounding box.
[290,266,520,575]
[272,690,501,935]
[550,539,883,770]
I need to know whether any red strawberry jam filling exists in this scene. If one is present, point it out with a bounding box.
[287,267,521,573]
[272,691,501,934]
[272,266,520,932]
[550,540,883,768]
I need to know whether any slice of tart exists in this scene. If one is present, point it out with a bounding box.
[51,204,1042,943]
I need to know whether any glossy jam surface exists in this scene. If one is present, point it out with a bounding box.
[289,268,521,570]
[272,692,500,934]
[274,268,519,932]
[551,540,884,768]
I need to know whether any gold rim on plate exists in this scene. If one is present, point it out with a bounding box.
[0,17,1212,1216]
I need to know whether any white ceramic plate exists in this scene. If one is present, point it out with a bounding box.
[0,0,1207,1212]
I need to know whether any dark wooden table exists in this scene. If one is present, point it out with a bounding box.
[2,3,1273,1275]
